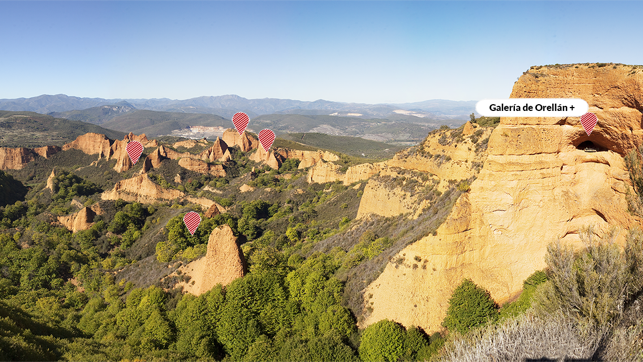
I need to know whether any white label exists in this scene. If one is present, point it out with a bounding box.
[476,99,589,117]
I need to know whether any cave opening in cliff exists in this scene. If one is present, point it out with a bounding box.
[576,140,608,153]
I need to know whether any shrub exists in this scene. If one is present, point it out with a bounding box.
[442,279,498,334]
[359,319,407,362]
[437,313,601,362]
[533,227,643,332]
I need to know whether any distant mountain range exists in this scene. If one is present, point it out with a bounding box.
[0,94,477,144]
[0,94,477,120]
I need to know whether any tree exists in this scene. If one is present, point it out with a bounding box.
[359,319,407,362]
[442,278,498,334]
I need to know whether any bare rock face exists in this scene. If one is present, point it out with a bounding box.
[101,174,220,210]
[307,160,384,185]
[58,207,96,233]
[145,147,167,170]
[220,149,232,162]
[169,225,246,296]
[102,174,185,204]
[46,168,57,192]
[199,225,246,294]
[0,147,35,170]
[344,163,383,185]
[32,146,61,159]
[362,64,643,334]
[205,203,221,218]
[222,129,259,152]
[62,133,112,158]
[307,160,342,183]
[157,145,193,160]
[178,158,226,177]
[249,146,282,169]
[276,149,339,169]
[199,137,228,162]
[462,121,475,136]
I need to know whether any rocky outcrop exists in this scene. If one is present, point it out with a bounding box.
[169,224,246,296]
[307,160,384,185]
[362,64,643,333]
[62,133,113,158]
[101,174,222,210]
[220,149,231,162]
[198,225,246,294]
[33,146,61,159]
[307,160,342,183]
[205,203,222,218]
[249,146,282,169]
[178,158,226,177]
[222,129,259,152]
[46,169,57,192]
[345,163,384,185]
[102,174,185,204]
[0,147,35,170]
[157,145,193,160]
[58,207,96,233]
[199,137,228,162]
[276,149,339,169]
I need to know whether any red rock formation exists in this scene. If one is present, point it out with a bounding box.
[222,129,259,152]
[199,225,246,294]
[58,207,96,233]
[199,137,228,162]
[249,146,282,169]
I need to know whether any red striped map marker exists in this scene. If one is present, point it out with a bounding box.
[232,112,250,135]
[126,141,143,165]
[183,212,201,236]
[258,129,276,152]
[580,113,597,136]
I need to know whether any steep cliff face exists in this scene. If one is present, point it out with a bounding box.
[0,147,36,170]
[362,64,643,333]
[62,133,113,158]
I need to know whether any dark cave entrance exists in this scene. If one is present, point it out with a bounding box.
[576,140,608,153]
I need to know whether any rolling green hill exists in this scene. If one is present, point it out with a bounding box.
[0,111,126,147]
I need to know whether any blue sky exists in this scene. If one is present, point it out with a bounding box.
[2,1,641,103]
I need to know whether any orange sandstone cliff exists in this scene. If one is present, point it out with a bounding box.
[361,64,643,333]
